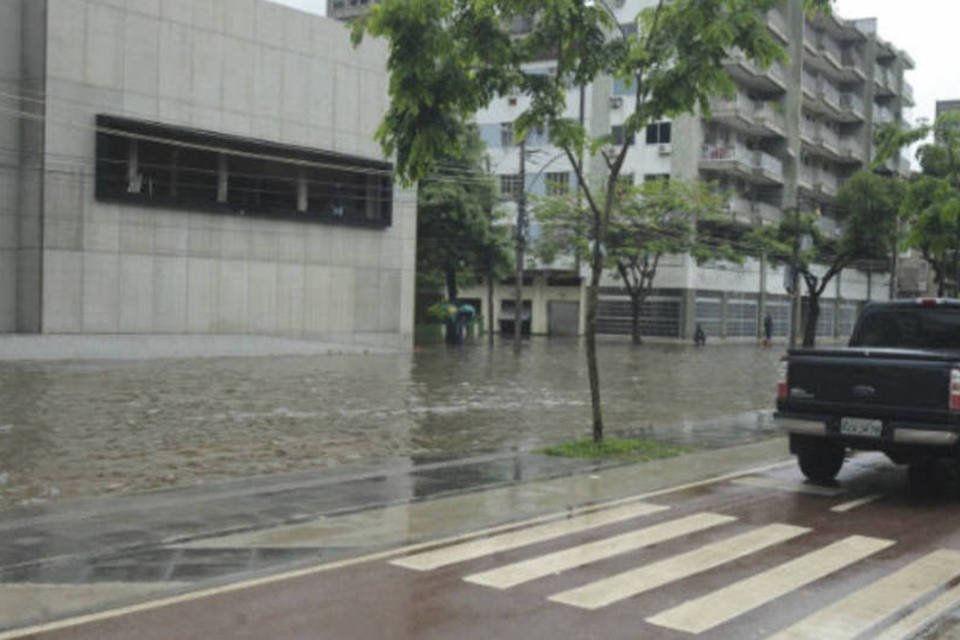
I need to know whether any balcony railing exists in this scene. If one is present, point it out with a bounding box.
[903,81,915,103]
[841,48,865,71]
[708,92,751,116]
[767,8,787,39]
[817,32,843,67]
[754,200,780,224]
[802,71,818,97]
[819,171,839,196]
[840,92,864,116]
[700,145,783,182]
[756,150,784,181]
[838,135,862,159]
[753,100,786,132]
[726,195,753,222]
[819,79,841,110]
[818,125,840,152]
[875,106,895,124]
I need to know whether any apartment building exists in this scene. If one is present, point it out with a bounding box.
[0,0,416,348]
[473,1,913,340]
[329,0,914,341]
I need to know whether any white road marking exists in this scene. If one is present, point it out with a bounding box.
[830,494,881,513]
[463,512,736,590]
[647,535,894,633]
[734,476,844,497]
[0,459,793,640]
[873,581,960,640]
[548,523,809,610]
[390,502,668,571]
[768,549,960,640]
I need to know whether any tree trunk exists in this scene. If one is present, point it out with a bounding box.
[445,267,459,346]
[802,294,820,348]
[586,244,604,443]
[630,293,643,345]
[486,272,495,347]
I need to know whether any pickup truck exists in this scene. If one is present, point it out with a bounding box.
[775,299,960,485]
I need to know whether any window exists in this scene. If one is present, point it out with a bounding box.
[545,172,570,196]
[611,125,635,146]
[646,121,672,144]
[500,174,523,199]
[500,122,515,147]
[95,115,393,228]
[644,174,670,183]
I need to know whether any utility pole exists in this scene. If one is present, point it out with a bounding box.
[513,137,527,351]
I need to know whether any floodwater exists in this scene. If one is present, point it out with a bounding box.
[0,338,782,509]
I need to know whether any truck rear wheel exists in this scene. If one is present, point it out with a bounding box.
[797,439,845,484]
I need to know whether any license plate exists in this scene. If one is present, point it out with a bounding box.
[840,417,882,438]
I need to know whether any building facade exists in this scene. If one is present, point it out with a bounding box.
[0,0,416,348]
[471,0,913,341]
[328,0,914,341]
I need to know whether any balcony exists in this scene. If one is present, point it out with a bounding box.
[819,79,841,112]
[754,200,781,224]
[875,105,896,125]
[802,71,818,99]
[700,144,784,185]
[767,8,788,41]
[725,49,787,93]
[839,48,867,82]
[799,166,817,192]
[817,125,840,156]
[726,195,754,224]
[708,94,785,138]
[816,32,843,70]
[873,66,897,97]
[903,81,915,105]
[839,92,865,120]
[837,135,864,164]
[819,171,840,197]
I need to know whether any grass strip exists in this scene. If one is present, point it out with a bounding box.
[543,438,692,462]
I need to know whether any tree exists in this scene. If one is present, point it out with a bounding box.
[354,0,829,442]
[536,179,737,345]
[749,170,902,347]
[901,112,960,295]
[417,124,508,343]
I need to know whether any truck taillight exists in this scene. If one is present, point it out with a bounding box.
[777,358,789,401]
[951,368,960,412]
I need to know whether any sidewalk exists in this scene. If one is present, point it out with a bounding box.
[0,335,400,362]
[0,418,792,633]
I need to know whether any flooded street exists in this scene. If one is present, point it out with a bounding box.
[0,339,782,509]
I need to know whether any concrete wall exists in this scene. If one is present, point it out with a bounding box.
[0,0,23,332]
[32,0,414,348]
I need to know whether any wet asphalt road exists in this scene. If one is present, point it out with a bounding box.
[19,453,960,640]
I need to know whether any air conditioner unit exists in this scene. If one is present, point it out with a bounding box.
[609,96,623,109]
[658,144,672,156]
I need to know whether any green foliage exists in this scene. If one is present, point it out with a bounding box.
[354,0,800,184]
[542,437,691,461]
[416,123,512,300]
[900,111,960,294]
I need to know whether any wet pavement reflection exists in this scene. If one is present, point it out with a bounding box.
[0,338,782,509]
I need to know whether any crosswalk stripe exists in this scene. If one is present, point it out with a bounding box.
[548,523,809,610]
[873,581,960,640]
[389,502,668,572]
[463,512,736,590]
[647,534,894,634]
[768,549,960,640]
[830,495,881,513]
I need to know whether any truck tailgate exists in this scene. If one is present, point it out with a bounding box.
[783,349,954,423]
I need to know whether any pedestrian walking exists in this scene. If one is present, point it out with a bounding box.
[763,313,774,348]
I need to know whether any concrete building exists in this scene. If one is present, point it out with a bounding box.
[469,0,913,341]
[0,0,415,349]
[936,100,960,119]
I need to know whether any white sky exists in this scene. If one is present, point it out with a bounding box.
[273,0,957,130]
